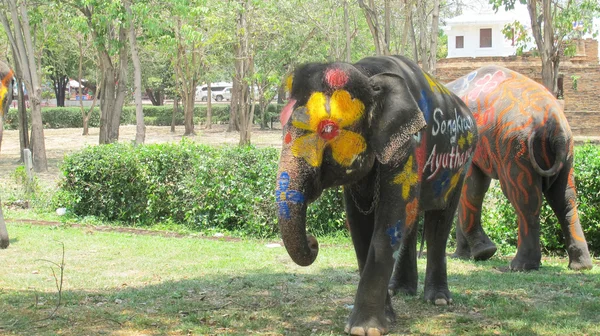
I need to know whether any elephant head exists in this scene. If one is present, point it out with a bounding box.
[276,62,426,266]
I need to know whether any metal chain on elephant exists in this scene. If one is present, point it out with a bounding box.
[348,165,380,215]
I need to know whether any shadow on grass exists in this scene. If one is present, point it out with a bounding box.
[1,258,599,336]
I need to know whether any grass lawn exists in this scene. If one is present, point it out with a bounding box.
[1,222,599,336]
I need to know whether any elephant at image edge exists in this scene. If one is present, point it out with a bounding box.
[446,65,592,271]
[0,60,15,249]
[276,55,477,335]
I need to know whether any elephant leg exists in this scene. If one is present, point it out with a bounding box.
[543,167,592,270]
[422,178,464,305]
[344,187,375,275]
[452,164,496,260]
[501,178,543,271]
[345,169,413,336]
[345,220,396,336]
[388,223,418,296]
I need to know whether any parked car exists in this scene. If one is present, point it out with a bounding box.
[195,82,232,102]
[215,87,231,102]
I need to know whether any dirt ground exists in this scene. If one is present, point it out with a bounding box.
[0,124,284,186]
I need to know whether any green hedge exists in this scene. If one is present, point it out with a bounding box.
[479,143,600,255]
[55,141,345,238]
[3,104,283,130]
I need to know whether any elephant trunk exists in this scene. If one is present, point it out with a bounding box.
[278,201,319,266]
[275,150,320,266]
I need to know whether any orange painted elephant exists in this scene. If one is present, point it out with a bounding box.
[446,65,592,271]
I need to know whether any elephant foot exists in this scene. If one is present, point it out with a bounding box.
[471,242,497,261]
[567,246,593,270]
[344,312,390,336]
[388,280,417,297]
[424,286,452,306]
[568,258,593,271]
[450,248,471,260]
[510,257,540,271]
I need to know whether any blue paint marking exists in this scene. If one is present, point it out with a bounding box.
[418,90,433,122]
[387,220,404,247]
[452,71,478,94]
[275,172,305,219]
[467,71,477,81]
[433,170,451,197]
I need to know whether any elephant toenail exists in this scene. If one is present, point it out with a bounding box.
[434,298,448,305]
[367,327,383,336]
[350,326,367,335]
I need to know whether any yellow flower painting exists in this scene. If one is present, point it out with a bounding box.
[291,90,366,167]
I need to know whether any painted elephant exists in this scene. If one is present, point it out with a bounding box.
[446,65,592,271]
[276,55,477,335]
[1,60,14,249]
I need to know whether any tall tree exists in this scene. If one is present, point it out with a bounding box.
[1,0,48,171]
[416,0,441,73]
[491,0,600,95]
[233,0,254,145]
[124,0,145,144]
[74,0,129,144]
[358,0,391,55]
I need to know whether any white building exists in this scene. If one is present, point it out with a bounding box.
[444,3,533,58]
[444,3,600,62]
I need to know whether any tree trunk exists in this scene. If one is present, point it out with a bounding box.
[171,96,178,133]
[235,0,253,145]
[146,88,163,106]
[52,74,68,107]
[409,13,419,62]
[183,89,195,136]
[126,0,145,145]
[358,0,383,55]
[277,83,285,104]
[206,82,212,129]
[400,0,413,56]
[2,0,48,171]
[427,0,440,75]
[9,52,29,162]
[418,2,428,71]
[526,0,559,95]
[344,0,351,62]
[384,0,390,53]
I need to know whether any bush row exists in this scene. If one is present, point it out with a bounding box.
[55,141,345,238]
[55,141,600,254]
[3,104,284,130]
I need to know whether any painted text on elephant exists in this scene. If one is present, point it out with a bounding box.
[423,144,473,181]
[431,108,474,144]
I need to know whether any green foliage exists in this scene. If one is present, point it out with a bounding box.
[56,141,346,238]
[10,165,40,198]
[480,144,600,255]
[502,21,531,56]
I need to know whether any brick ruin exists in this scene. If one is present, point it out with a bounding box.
[435,38,600,137]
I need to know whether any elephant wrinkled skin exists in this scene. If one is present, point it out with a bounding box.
[276,55,477,335]
[447,66,592,271]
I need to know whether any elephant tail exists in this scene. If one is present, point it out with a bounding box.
[527,129,566,177]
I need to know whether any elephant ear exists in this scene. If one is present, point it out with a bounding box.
[369,72,427,165]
